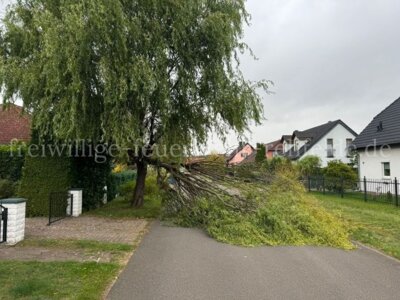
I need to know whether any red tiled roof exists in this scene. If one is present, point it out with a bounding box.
[0,104,31,144]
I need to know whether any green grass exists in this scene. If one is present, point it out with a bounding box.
[87,195,162,219]
[1,239,136,298]
[314,192,400,259]
[0,261,119,300]
[18,238,133,252]
[88,174,163,219]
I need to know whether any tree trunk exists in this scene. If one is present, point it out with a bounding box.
[132,160,148,208]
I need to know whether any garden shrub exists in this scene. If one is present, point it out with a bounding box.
[119,171,158,200]
[0,179,16,199]
[19,155,72,216]
[323,160,358,192]
[71,156,113,210]
[162,169,353,249]
[0,145,26,181]
[297,155,322,177]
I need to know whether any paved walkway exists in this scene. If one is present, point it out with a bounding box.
[108,222,400,300]
[26,217,148,244]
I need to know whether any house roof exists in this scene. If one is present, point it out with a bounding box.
[281,135,292,143]
[285,120,357,160]
[226,143,255,162]
[353,97,400,149]
[0,104,31,144]
[266,140,283,152]
[237,150,257,165]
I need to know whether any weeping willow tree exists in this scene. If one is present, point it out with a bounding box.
[0,0,268,207]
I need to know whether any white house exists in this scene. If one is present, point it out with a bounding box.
[354,97,400,181]
[282,120,358,167]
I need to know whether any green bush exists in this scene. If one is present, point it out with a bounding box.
[262,156,293,173]
[119,181,135,198]
[118,171,158,200]
[162,170,353,249]
[0,179,16,199]
[0,145,26,181]
[71,156,113,210]
[297,155,322,177]
[19,155,72,216]
[112,170,136,187]
[323,160,358,192]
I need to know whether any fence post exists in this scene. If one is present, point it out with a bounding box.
[322,176,326,195]
[363,176,367,202]
[308,176,311,192]
[395,177,399,207]
[340,177,344,198]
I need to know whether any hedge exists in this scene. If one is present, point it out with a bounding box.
[18,146,115,216]
[71,156,113,211]
[0,145,26,182]
[19,154,72,217]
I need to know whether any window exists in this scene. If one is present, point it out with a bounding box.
[241,152,248,158]
[327,139,334,157]
[382,162,391,177]
[346,139,353,157]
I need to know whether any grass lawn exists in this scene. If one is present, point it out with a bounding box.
[87,195,162,219]
[314,192,400,259]
[0,239,135,299]
[0,261,119,300]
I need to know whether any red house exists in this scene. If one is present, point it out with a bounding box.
[226,143,256,166]
[265,140,283,159]
[0,104,31,145]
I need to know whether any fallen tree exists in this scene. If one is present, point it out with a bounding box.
[159,160,354,250]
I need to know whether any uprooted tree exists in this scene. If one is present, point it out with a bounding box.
[0,0,268,207]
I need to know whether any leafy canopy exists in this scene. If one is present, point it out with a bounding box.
[297,155,322,177]
[0,0,268,153]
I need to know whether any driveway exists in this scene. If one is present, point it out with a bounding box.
[108,222,400,300]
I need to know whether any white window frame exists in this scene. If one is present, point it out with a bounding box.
[327,138,334,158]
[382,162,391,178]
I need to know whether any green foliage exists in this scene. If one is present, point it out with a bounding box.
[0,179,15,199]
[112,170,136,190]
[71,156,113,210]
[262,156,293,173]
[163,170,353,249]
[118,181,134,199]
[324,160,357,181]
[0,0,267,155]
[297,155,322,177]
[323,160,358,193]
[89,173,162,219]
[255,143,266,163]
[0,145,26,181]
[19,155,72,216]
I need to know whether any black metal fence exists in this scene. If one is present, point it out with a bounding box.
[48,192,73,225]
[304,176,400,206]
[0,204,8,243]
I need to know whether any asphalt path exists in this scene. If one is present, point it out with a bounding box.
[108,221,400,300]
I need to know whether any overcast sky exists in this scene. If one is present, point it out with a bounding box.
[1,0,400,153]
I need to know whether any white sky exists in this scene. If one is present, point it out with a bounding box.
[1,0,400,153]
